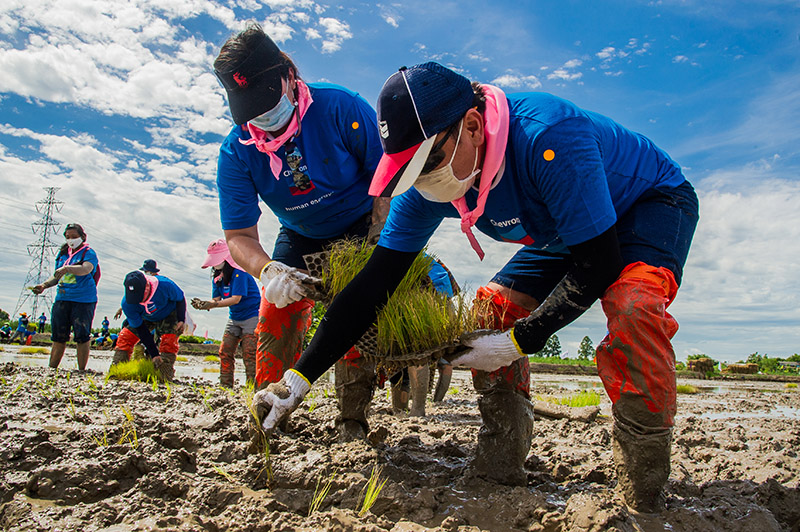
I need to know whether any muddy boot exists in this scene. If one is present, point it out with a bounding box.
[241,333,257,386]
[471,388,534,486]
[155,352,177,382]
[334,359,375,442]
[112,349,131,365]
[613,417,672,513]
[408,364,429,417]
[391,378,409,415]
[432,361,453,402]
[218,332,238,389]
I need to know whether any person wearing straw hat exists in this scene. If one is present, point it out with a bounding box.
[192,238,260,388]
[213,23,388,440]
[253,62,699,512]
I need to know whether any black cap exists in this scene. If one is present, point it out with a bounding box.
[124,271,147,304]
[214,34,285,125]
[140,259,159,273]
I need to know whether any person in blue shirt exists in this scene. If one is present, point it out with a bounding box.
[9,313,31,343]
[37,313,47,333]
[113,270,186,381]
[213,23,388,440]
[32,223,99,370]
[101,316,110,336]
[0,323,11,340]
[191,238,260,388]
[254,63,699,512]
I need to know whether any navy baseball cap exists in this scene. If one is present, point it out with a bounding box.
[124,271,147,304]
[214,33,285,125]
[369,62,475,198]
[140,259,159,273]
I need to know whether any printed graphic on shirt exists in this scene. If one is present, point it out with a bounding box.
[285,143,315,196]
[489,217,535,245]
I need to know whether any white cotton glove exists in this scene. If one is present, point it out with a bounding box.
[448,329,526,372]
[259,261,324,308]
[253,369,311,432]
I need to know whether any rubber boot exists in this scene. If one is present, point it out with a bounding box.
[155,352,177,382]
[218,332,238,388]
[241,333,257,386]
[391,378,409,415]
[334,358,375,442]
[612,417,672,513]
[408,364,429,417]
[471,387,534,486]
[432,361,453,402]
[112,349,131,365]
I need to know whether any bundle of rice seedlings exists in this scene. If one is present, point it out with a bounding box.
[676,384,699,394]
[107,358,162,382]
[322,240,475,370]
[18,347,49,354]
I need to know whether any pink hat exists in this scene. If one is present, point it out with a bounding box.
[201,238,244,270]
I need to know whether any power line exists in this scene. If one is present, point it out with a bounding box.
[13,187,63,319]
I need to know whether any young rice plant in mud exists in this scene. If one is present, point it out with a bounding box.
[18,347,49,354]
[107,359,161,383]
[535,390,602,407]
[785,383,798,390]
[677,384,699,394]
[213,465,235,483]
[241,382,274,485]
[359,465,388,517]
[308,468,338,516]
[204,355,220,363]
[118,406,138,449]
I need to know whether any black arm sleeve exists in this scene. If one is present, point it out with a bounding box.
[175,298,186,324]
[512,226,624,353]
[293,245,420,383]
[133,324,160,359]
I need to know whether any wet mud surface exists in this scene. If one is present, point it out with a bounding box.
[0,347,799,531]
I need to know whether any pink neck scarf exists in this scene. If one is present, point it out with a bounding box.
[239,79,314,179]
[450,84,509,260]
[140,274,160,313]
[66,242,88,262]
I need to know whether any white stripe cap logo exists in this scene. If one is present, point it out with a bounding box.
[378,120,389,139]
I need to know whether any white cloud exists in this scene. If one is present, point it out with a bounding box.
[317,17,352,53]
[673,54,689,63]
[490,73,541,89]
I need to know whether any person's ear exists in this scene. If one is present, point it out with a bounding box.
[463,108,485,147]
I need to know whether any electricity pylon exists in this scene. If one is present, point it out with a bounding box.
[13,187,63,320]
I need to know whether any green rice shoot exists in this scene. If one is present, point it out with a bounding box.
[18,347,49,354]
[107,358,162,382]
[308,468,337,516]
[204,355,220,363]
[325,240,475,357]
[536,390,602,407]
[175,356,188,362]
[785,383,798,389]
[677,384,699,394]
[359,465,388,517]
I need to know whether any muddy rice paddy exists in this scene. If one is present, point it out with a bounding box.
[0,345,798,531]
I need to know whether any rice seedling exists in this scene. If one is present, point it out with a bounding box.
[0,346,4,352]
[358,465,388,517]
[175,356,188,362]
[147,374,159,392]
[5,378,27,399]
[308,397,317,413]
[92,428,109,447]
[192,383,213,411]
[242,382,274,485]
[163,379,172,404]
[560,390,602,407]
[212,465,235,483]
[67,396,77,420]
[785,383,798,390]
[118,406,138,449]
[308,468,337,516]
[204,355,220,363]
[107,359,161,383]
[202,368,220,373]
[18,347,49,354]
[0,376,6,386]
[87,375,99,391]
[676,384,699,394]
[448,386,460,395]
[325,240,475,359]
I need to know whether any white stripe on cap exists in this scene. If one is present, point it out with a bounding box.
[402,70,429,140]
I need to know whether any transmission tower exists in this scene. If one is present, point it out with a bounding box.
[13,187,64,319]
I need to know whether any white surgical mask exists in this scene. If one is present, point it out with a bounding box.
[415,121,481,203]
[249,93,296,132]
[66,237,83,250]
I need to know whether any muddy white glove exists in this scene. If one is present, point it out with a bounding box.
[449,329,526,372]
[260,261,323,308]
[253,369,311,432]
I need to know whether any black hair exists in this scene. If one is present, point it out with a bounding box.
[471,82,487,114]
[214,22,301,82]
[58,223,87,257]
[212,261,235,287]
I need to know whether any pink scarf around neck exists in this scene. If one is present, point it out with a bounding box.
[140,274,159,313]
[450,84,509,260]
[239,79,314,178]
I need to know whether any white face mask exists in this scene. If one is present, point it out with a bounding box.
[66,237,83,250]
[415,121,481,203]
[249,92,296,132]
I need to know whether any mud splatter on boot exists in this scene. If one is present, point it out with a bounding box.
[155,352,177,382]
[218,332,239,388]
[334,359,375,442]
[241,333,257,386]
[111,350,130,365]
[612,418,671,513]
[471,388,534,486]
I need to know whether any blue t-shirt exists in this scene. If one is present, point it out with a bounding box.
[211,268,260,321]
[217,83,383,239]
[54,246,99,303]
[379,92,686,254]
[121,276,185,328]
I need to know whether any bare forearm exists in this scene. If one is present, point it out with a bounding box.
[211,296,242,308]
[63,263,94,276]
[224,227,271,277]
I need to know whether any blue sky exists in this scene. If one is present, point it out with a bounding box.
[1,0,799,363]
